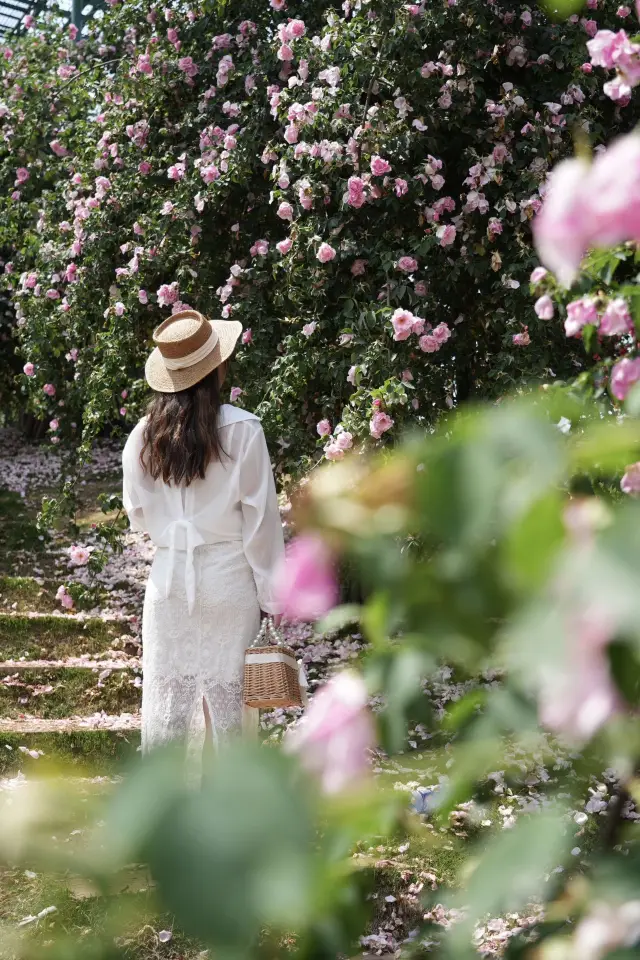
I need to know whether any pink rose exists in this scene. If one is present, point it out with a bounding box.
[15,167,29,184]
[43,383,56,396]
[397,256,418,273]
[167,163,185,181]
[369,410,394,439]
[157,282,179,307]
[513,329,531,346]
[565,297,598,337]
[23,362,35,376]
[178,56,199,77]
[277,201,294,220]
[324,442,344,461]
[278,44,294,61]
[138,289,148,304]
[534,295,555,320]
[230,386,243,402]
[242,329,253,345]
[276,533,338,622]
[317,419,332,437]
[139,161,152,175]
[436,224,456,246]
[611,356,640,400]
[433,322,451,344]
[114,302,125,317]
[394,178,409,197]
[419,335,439,353]
[621,461,640,494]
[351,259,367,276]
[56,585,74,610]
[284,124,299,144]
[288,18,306,38]
[302,322,317,337]
[370,155,391,176]
[335,431,353,451]
[49,139,68,157]
[538,613,619,741]
[317,242,336,263]
[46,288,60,299]
[391,308,415,341]
[69,544,90,566]
[600,298,633,336]
[285,670,375,793]
[414,281,427,296]
[530,267,548,284]
[201,164,220,184]
[277,237,293,254]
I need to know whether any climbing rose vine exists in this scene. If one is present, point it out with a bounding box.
[0,0,636,481]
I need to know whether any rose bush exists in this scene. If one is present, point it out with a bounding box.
[0,0,635,486]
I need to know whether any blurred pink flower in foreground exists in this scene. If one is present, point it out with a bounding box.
[538,613,620,741]
[230,386,243,402]
[573,899,640,958]
[611,356,640,400]
[534,133,640,287]
[621,461,640,494]
[285,670,375,793]
[276,533,338,621]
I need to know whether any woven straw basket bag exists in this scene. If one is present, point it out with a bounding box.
[244,617,308,710]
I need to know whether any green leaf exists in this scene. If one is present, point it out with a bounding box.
[502,492,565,593]
[569,419,640,473]
[315,604,361,636]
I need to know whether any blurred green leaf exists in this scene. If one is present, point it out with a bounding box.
[315,603,361,636]
[448,806,570,942]
[502,492,565,593]
[569,418,640,474]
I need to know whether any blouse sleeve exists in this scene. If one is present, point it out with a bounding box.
[239,421,285,614]
[122,429,146,534]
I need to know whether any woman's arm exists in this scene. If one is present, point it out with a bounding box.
[122,430,146,533]
[239,421,285,615]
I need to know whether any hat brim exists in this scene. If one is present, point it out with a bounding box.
[145,319,243,393]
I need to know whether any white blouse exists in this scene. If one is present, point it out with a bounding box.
[122,404,285,615]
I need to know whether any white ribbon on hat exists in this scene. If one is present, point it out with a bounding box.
[163,327,218,370]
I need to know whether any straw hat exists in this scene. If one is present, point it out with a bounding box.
[145,310,243,393]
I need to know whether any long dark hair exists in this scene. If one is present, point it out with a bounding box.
[140,367,228,486]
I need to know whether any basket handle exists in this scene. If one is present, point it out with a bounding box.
[251,615,283,648]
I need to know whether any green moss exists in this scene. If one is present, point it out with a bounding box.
[0,614,129,660]
[0,731,140,776]
[0,667,140,719]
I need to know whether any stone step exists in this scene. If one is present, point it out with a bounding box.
[0,658,140,671]
[0,612,136,661]
[0,714,141,734]
[0,665,141,719]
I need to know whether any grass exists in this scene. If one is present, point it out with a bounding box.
[0,614,130,661]
[0,668,141,719]
[0,869,206,960]
[0,492,44,574]
[0,732,140,776]
[0,578,59,614]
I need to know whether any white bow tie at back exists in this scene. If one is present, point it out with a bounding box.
[164,519,207,615]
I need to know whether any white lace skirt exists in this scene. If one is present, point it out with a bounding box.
[141,542,261,769]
